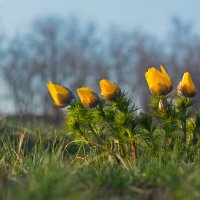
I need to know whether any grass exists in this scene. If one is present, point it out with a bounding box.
[0,118,200,200]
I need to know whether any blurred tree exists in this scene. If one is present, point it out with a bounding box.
[0,33,5,114]
[3,37,37,113]
[167,18,200,105]
[3,17,108,116]
[2,16,200,118]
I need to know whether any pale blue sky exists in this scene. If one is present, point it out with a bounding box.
[0,0,199,38]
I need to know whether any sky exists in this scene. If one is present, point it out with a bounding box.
[0,0,200,39]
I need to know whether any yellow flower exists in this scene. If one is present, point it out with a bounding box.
[177,72,196,98]
[99,79,118,101]
[145,65,172,96]
[47,82,74,108]
[77,87,99,108]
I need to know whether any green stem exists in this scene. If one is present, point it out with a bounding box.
[110,139,115,151]
[162,131,168,150]
[182,118,187,144]
[191,132,198,145]
[120,143,126,157]
[131,141,137,161]
[89,124,101,144]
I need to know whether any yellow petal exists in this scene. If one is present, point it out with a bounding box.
[47,82,60,105]
[160,65,171,83]
[186,72,195,93]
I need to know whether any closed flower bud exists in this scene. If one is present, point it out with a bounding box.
[145,66,172,96]
[47,82,74,108]
[177,72,196,98]
[77,87,99,109]
[99,79,118,101]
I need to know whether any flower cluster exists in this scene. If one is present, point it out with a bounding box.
[47,66,196,109]
[145,66,197,146]
[145,65,196,98]
[47,79,119,108]
[46,66,199,161]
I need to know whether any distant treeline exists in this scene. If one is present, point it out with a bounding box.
[0,16,200,116]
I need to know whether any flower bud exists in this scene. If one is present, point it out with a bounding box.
[177,72,196,98]
[99,79,118,101]
[77,87,99,109]
[47,82,74,108]
[145,65,172,96]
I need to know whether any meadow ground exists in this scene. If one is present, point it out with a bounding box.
[0,118,200,200]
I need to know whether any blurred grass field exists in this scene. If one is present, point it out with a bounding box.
[0,118,200,200]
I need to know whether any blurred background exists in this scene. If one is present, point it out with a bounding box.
[0,0,200,123]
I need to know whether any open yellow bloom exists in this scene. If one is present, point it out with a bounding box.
[99,79,118,101]
[77,87,99,109]
[177,72,196,98]
[145,65,172,96]
[47,82,74,108]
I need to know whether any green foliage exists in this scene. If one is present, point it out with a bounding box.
[138,112,160,155]
[66,90,139,158]
[65,88,200,162]
[1,122,200,200]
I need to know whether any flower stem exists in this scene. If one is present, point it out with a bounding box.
[162,132,167,150]
[131,141,137,161]
[182,118,187,144]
